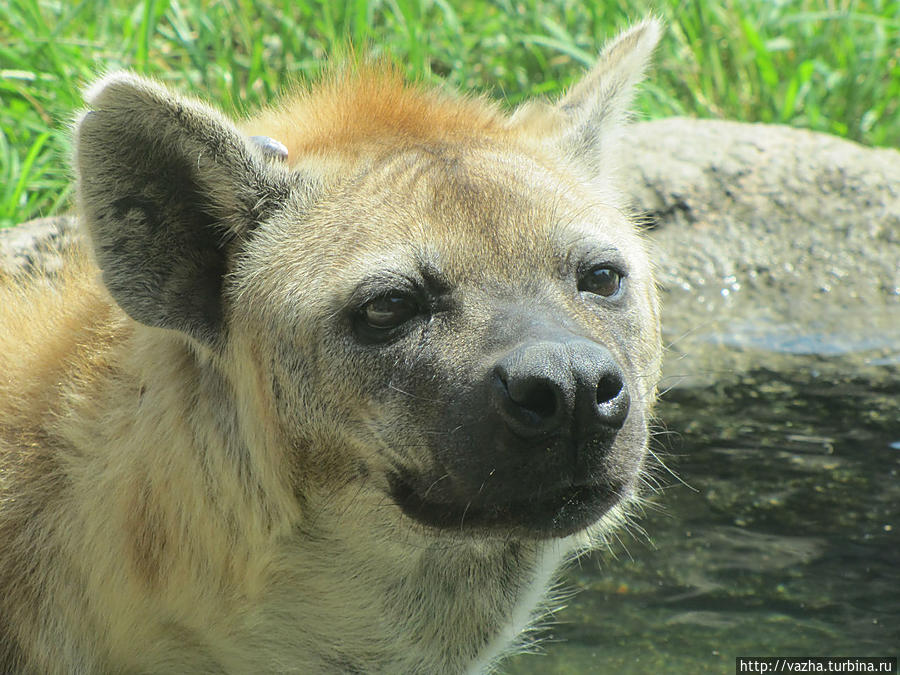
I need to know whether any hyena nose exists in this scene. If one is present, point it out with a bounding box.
[490,340,630,438]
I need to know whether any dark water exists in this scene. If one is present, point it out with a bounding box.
[505,358,899,674]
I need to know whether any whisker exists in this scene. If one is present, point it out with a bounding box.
[662,320,716,350]
[645,446,697,492]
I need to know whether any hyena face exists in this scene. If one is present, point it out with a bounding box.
[76,21,662,545]
[233,143,660,539]
[0,20,667,674]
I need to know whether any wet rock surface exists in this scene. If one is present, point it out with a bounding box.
[624,118,899,387]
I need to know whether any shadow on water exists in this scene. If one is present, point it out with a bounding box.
[505,350,899,674]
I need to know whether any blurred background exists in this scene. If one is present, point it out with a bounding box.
[1,0,898,228]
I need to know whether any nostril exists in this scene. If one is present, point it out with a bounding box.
[596,373,624,405]
[594,370,629,428]
[493,366,564,433]
[512,379,558,420]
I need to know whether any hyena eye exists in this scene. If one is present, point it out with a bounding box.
[361,293,420,330]
[579,265,624,298]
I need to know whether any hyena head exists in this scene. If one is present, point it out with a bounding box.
[76,20,662,542]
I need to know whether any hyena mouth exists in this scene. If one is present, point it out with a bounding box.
[387,472,625,538]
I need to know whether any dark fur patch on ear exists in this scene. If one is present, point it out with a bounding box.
[92,145,227,344]
[76,72,294,346]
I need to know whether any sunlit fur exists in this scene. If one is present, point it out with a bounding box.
[0,19,662,674]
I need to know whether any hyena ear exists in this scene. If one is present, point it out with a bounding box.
[544,18,662,175]
[76,72,293,346]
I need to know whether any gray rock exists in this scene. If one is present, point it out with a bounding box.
[627,118,898,302]
[0,214,80,277]
[624,118,899,386]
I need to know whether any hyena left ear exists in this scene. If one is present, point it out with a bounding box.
[76,72,295,346]
[548,18,662,175]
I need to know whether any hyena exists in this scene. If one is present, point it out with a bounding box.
[0,19,663,675]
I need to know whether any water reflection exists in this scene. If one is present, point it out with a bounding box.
[504,366,899,674]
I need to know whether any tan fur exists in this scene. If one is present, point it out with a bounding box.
[1,19,663,674]
[247,63,510,157]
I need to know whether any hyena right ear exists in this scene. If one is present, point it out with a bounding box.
[76,72,295,346]
[517,18,662,179]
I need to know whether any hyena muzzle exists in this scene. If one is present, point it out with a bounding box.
[0,19,663,675]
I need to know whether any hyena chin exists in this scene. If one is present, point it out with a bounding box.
[0,18,663,675]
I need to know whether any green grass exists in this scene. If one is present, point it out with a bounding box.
[1,0,898,228]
